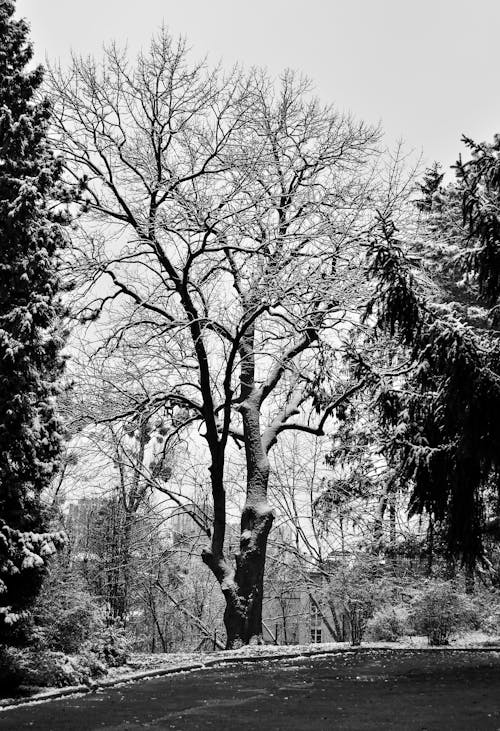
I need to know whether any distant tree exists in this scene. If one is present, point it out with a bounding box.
[0,0,66,639]
[61,355,183,623]
[414,162,444,213]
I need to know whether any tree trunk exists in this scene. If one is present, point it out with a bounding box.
[201,488,274,648]
[465,564,475,595]
[202,313,279,647]
[326,598,347,642]
[373,493,387,548]
[349,606,363,646]
[389,498,396,546]
[426,517,434,577]
[222,503,274,649]
[444,552,456,580]
[215,333,276,648]
[115,510,132,620]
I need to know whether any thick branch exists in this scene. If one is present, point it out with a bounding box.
[272,380,366,441]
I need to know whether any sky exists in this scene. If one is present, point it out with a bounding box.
[16,0,500,175]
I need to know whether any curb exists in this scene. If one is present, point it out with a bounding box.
[1,644,500,711]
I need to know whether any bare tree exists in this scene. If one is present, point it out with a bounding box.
[57,353,179,619]
[48,30,382,647]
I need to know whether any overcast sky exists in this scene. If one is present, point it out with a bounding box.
[16,0,500,174]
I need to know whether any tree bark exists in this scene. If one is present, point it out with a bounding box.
[222,503,274,648]
[201,473,275,647]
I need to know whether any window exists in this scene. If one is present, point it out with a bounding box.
[310,628,322,643]
[310,602,322,643]
[310,604,322,628]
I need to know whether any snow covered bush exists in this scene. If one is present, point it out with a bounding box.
[0,647,91,691]
[366,605,410,642]
[30,561,101,654]
[470,591,500,636]
[0,637,110,693]
[14,649,106,688]
[87,620,131,667]
[49,604,97,655]
[409,583,477,645]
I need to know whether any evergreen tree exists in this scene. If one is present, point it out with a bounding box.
[456,134,500,306]
[0,0,66,638]
[365,208,500,568]
[415,162,445,213]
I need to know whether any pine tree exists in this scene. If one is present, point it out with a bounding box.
[0,0,66,639]
[456,134,500,306]
[366,210,500,568]
[415,162,445,212]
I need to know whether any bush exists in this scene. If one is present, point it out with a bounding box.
[46,604,96,654]
[409,583,477,645]
[15,650,87,688]
[470,591,500,635]
[31,561,100,654]
[86,619,131,667]
[33,572,132,664]
[78,648,108,678]
[366,605,409,642]
[14,649,107,688]
[0,645,108,693]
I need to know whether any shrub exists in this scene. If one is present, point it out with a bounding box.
[16,650,87,687]
[366,605,409,642]
[409,583,477,645]
[324,554,414,646]
[86,619,131,667]
[31,561,100,654]
[346,599,373,646]
[14,649,107,688]
[46,604,97,654]
[470,591,500,635]
[73,651,107,683]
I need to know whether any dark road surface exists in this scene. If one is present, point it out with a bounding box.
[1,649,500,730]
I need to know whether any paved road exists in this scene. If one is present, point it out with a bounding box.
[1,649,500,730]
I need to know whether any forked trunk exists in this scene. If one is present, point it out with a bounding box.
[203,315,277,647]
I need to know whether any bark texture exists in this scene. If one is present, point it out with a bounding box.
[222,504,274,648]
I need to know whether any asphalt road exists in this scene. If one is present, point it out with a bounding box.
[1,649,500,730]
